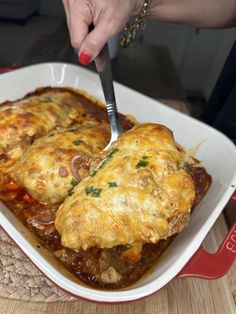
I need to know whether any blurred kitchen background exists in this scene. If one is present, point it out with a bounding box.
[1,1,236,102]
[0,1,235,223]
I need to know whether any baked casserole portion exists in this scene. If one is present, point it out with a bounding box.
[55,124,195,252]
[0,87,119,172]
[0,87,211,289]
[11,124,110,204]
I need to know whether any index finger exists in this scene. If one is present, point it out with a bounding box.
[67,2,93,52]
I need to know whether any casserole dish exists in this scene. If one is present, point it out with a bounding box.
[0,63,235,303]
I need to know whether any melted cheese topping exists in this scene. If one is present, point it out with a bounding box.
[55,124,196,250]
[11,125,110,204]
[0,89,100,171]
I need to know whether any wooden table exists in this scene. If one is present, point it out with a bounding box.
[1,22,235,313]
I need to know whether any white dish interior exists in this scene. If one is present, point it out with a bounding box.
[0,63,235,303]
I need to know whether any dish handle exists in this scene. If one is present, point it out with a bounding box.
[177,222,236,279]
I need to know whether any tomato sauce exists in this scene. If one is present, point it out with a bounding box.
[0,88,212,289]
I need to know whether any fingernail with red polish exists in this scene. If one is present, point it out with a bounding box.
[78,52,91,65]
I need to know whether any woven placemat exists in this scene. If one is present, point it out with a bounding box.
[0,227,75,302]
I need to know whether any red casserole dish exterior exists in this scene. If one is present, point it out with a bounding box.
[0,65,235,303]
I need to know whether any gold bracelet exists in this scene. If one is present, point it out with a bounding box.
[121,0,152,48]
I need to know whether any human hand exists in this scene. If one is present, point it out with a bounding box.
[63,0,143,64]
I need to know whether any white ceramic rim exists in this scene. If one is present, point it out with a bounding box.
[0,63,235,303]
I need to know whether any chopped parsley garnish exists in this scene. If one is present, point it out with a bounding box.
[73,140,83,146]
[136,160,149,169]
[135,155,150,169]
[85,186,94,195]
[90,148,119,177]
[67,188,74,196]
[70,178,78,186]
[85,186,102,197]
[90,170,98,177]
[92,188,102,197]
[108,181,118,188]
[67,177,79,196]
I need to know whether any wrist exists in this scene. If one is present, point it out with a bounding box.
[132,0,159,17]
[121,0,153,47]
[132,0,146,15]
